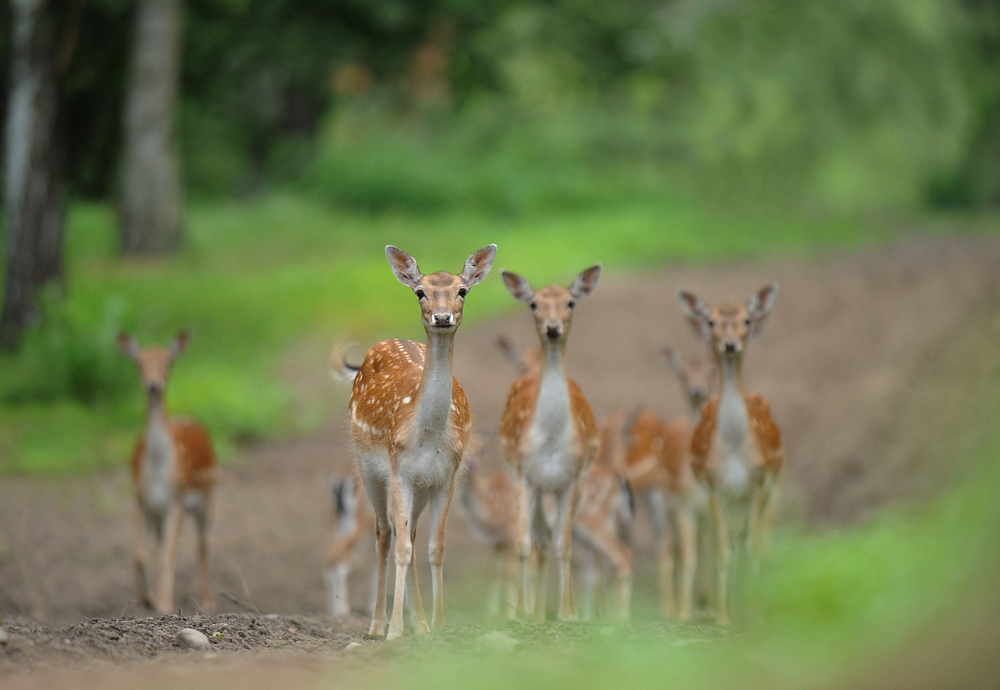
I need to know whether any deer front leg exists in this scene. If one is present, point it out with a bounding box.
[646,490,676,618]
[427,475,457,631]
[554,480,579,622]
[133,502,151,608]
[708,488,731,625]
[155,501,185,615]
[406,493,430,635]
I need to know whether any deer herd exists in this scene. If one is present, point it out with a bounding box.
[118,243,783,638]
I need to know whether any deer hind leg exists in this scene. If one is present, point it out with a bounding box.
[708,488,731,625]
[554,481,579,622]
[676,504,697,622]
[574,518,632,622]
[386,473,416,641]
[189,490,215,613]
[646,489,675,618]
[515,475,537,620]
[362,474,391,639]
[405,491,430,635]
[155,500,185,615]
[575,541,599,621]
[426,473,458,631]
[133,502,151,608]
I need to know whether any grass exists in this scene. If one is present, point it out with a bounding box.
[0,191,984,474]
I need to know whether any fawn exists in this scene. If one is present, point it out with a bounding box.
[332,244,496,640]
[677,284,784,625]
[499,265,602,622]
[324,467,376,617]
[117,330,217,615]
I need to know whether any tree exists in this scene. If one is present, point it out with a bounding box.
[1,0,64,350]
[119,0,183,254]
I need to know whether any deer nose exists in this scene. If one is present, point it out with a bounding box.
[433,312,454,327]
[723,340,738,353]
[145,380,164,394]
[545,324,561,340]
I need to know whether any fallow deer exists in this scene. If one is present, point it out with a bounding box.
[331,244,496,640]
[324,467,376,617]
[499,265,602,622]
[117,330,217,615]
[678,284,784,625]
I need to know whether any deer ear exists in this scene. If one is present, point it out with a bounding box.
[502,270,534,304]
[116,332,140,361]
[169,329,191,359]
[677,291,713,342]
[747,283,778,337]
[385,245,422,289]
[460,244,497,288]
[569,264,602,300]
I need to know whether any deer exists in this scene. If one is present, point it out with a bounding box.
[331,244,496,640]
[677,284,784,625]
[117,330,217,615]
[499,265,602,622]
[324,466,376,617]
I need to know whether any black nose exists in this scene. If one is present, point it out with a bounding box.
[433,313,454,327]
[546,326,560,340]
[724,341,737,353]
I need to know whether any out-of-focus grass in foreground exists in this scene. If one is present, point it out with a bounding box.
[0,193,982,474]
[322,426,1000,690]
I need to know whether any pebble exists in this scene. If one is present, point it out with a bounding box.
[175,628,211,651]
[476,631,519,653]
[343,641,363,652]
[0,628,8,644]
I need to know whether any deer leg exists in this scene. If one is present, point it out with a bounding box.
[574,518,632,622]
[531,490,552,623]
[646,490,675,618]
[676,504,696,622]
[575,541,599,621]
[133,502,151,608]
[515,476,536,620]
[427,474,457,631]
[709,489,731,625]
[363,475,391,639]
[156,500,185,615]
[406,492,430,635]
[192,491,214,613]
[554,481,579,622]
[386,474,414,641]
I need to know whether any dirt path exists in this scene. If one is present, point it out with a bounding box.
[2,234,1000,679]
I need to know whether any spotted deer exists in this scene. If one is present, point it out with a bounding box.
[495,335,633,620]
[499,265,602,622]
[324,466,376,617]
[678,284,784,625]
[117,330,217,615]
[331,244,496,640]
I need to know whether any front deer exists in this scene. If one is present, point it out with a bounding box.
[117,331,217,615]
[499,265,602,622]
[333,244,496,640]
[677,284,784,625]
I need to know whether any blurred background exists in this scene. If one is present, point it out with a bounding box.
[1,0,999,686]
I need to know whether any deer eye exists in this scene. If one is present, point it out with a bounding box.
[530,302,538,311]
[567,300,576,309]
[707,319,716,328]
[415,289,426,300]
[744,318,752,327]
[458,288,468,298]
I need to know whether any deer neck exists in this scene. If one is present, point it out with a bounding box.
[142,392,176,509]
[535,337,570,428]
[715,354,750,449]
[413,329,456,436]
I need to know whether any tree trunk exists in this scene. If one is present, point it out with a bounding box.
[0,0,64,351]
[120,0,183,255]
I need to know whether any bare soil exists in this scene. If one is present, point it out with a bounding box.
[2,234,1000,686]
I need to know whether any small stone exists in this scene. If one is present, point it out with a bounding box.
[476,631,519,653]
[0,628,8,644]
[175,628,211,651]
[343,641,363,652]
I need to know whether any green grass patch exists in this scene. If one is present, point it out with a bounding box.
[0,193,989,474]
